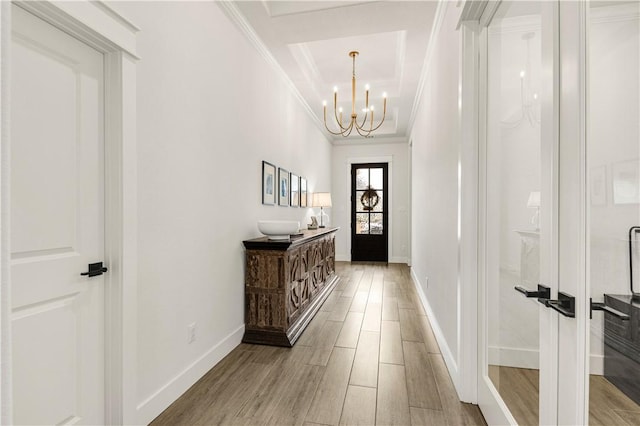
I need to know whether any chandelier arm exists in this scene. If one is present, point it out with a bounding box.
[366,109,387,132]
[355,111,368,130]
[323,120,350,136]
[332,106,352,132]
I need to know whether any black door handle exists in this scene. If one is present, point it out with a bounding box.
[81,262,108,277]
[590,298,630,321]
[544,292,575,318]
[514,284,550,304]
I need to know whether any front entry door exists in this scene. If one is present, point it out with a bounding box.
[351,163,388,262]
[11,5,106,424]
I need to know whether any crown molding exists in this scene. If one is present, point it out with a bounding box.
[407,0,448,134]
[217,1,334,142]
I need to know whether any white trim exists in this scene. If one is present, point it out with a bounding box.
[1,3,139,424]
[488,346,604,375]
[345,156,393,262]
[0,3,12,424]
[136,324,245,425]
[457,19,479,405]
[410,268,460,394]
[389,256,408,264]
[488,346,539,370]
[216,1,332,143]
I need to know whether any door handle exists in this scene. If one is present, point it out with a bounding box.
[590,298,630,321]
[514,284,550,304]
[81,262,108,277]
[544,292,575,318]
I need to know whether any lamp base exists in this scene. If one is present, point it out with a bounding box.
[319,225,326,228]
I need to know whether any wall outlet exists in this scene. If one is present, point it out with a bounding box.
[187,322,197,344]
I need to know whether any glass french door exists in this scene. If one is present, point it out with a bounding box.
[479,1,640,425]
[477,1,585,424]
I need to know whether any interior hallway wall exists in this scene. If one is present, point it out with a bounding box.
[331,142,410,263]
[408,1,462,384]
[108,2,332,423]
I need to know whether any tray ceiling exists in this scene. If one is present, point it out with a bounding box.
[232,1,438,144]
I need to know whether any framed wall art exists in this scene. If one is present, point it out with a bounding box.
[300,177,308,207]
[290,173,300,207]
[262,161,276,205]
[278,168,290,206]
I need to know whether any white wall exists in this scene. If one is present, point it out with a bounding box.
[409,1,461,377]
[108,2,332,423]
[331,142,410,263]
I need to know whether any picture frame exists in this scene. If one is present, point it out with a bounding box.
[262,161,276,205]
[290,173,300,207]
[278,168,290,206]
[300,177,308,207]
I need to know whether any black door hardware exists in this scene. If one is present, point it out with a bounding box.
[545,292,575,318]
[514,284,551,305]
[590,298,630,321]
[81,262,108,277]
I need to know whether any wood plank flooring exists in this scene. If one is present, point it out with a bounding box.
[488,365,640,426]
[151,262,486,426]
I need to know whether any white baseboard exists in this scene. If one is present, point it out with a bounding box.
[488,346,604,375]
[136,324,245,424]
[335,255,407,263]
[410,268,460,394]
[489,346,539,369]
[336,254,350,262]
[389,256,408,264]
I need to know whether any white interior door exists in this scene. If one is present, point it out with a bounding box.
[11,5,105,425]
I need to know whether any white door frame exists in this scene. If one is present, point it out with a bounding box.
[0,2,139,423]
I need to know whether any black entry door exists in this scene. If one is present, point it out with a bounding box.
[351,163,388,262]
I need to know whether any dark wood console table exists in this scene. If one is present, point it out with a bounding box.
[242,227,339,347]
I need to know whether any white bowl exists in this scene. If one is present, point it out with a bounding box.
[257,220,300,240]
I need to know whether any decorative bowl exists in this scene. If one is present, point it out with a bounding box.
[257,220,300,240]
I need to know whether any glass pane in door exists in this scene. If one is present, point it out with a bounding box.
[486,2,543,424]
[588,2,640,423]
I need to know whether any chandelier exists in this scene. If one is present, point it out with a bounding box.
[323,51,387,137]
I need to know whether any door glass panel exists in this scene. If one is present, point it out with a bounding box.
[372,191,384,212]
[588,1,640,422]
[356,169,369,189]
[486,2,542,425]
[370,168,383,189]
[356,213,369,234]
[370,213,383,235]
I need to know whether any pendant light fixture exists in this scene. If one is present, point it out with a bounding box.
[323,51,387,137]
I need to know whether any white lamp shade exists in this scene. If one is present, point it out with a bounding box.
[312,192,332,207]
[527,191,541,208]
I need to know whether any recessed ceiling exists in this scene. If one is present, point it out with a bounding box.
[232,1,438,144]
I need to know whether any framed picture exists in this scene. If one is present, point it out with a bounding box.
[262,161,276,205]
[613,159,640,205]
[278,168,290,206]
[290,173,300,207]
[300,177,308,207]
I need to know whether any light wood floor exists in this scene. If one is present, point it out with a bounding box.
[151,262,486,426]
[489,366,640,426]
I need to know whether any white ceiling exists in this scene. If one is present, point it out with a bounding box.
[232,1,438,144]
